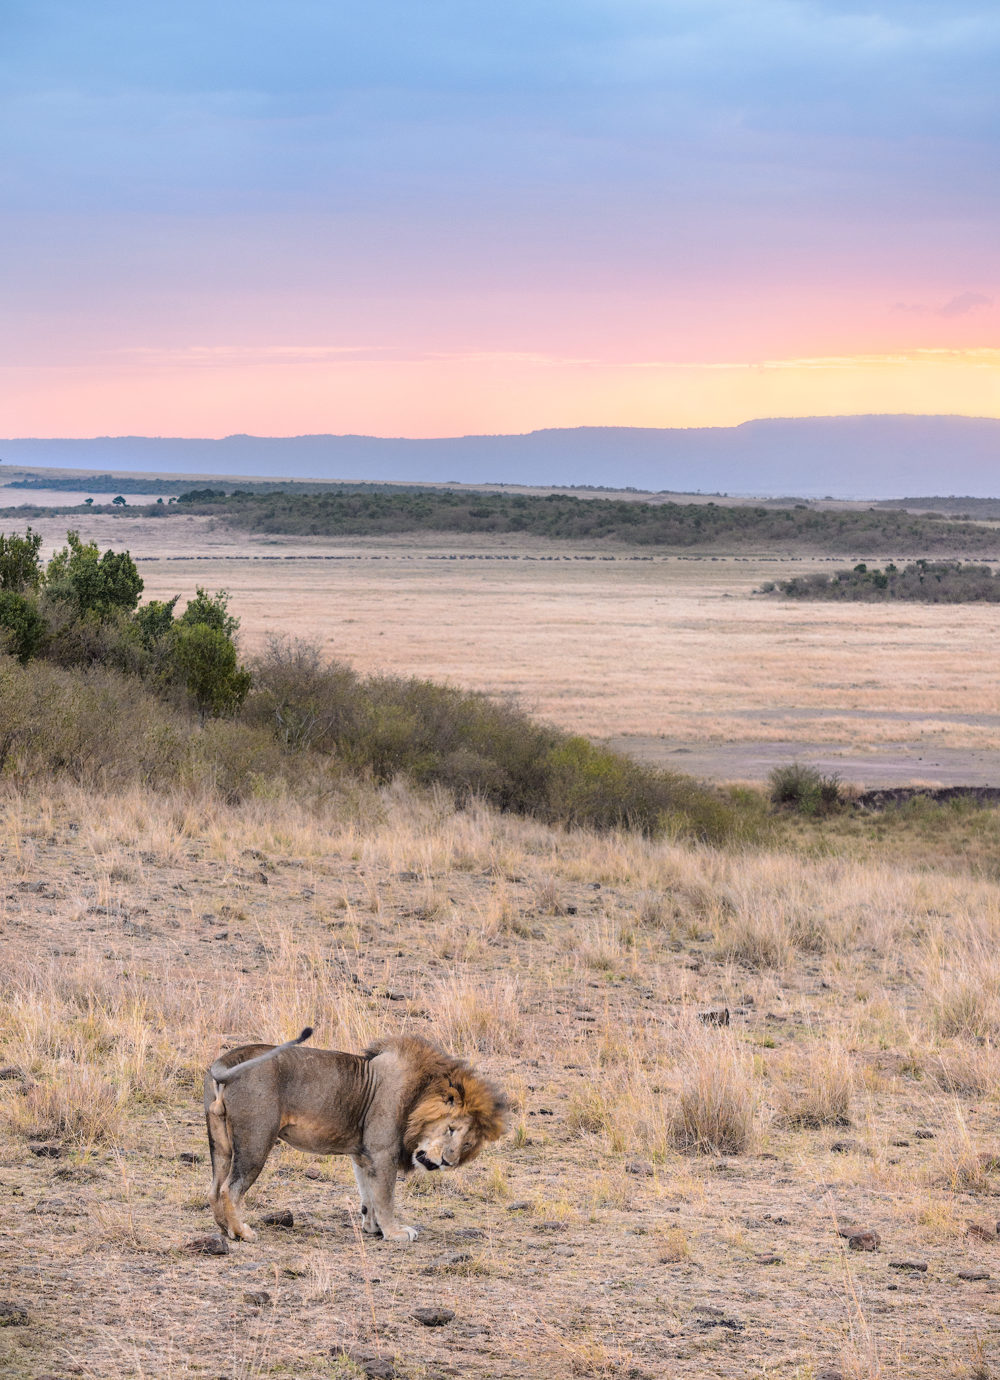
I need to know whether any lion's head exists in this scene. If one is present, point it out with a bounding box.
[366,1036,508,1172]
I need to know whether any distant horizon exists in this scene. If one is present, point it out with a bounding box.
[6,409,1000,446]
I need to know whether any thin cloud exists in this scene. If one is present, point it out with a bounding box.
[893,291,993,316]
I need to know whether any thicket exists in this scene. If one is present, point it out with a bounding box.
[759,560,1000,602]
[161,487,998,552]
[0,527,251,718]
[0,528,755,842]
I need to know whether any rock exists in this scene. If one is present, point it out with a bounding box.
[243,1290,272,1306]
[830,1140,859,1154]
[0,1301,29,1327]
[28,1141,62,1158]
[184,1234,230,1256]
[966,1223,997,1242]
[506,1200,532,1212]
[754,1253,783,1265]
[413,1306,456,1327]
[890,1139,910,1147]
[261,1209,294,1228]
[698,1008,730,1026]
[816,1371,844,1380]
[692,1304,744,1331]
[332,1346,396,1379]
[913,1128,935,1140]
[304,1165,324,1180]
[452,1226,484,1239]
[176,1151,203,1164]
[958,1269,991,1281]
[0,1066,25,1082]
[533,1221,568,1232]
[889,1260,927,1272]
[625,1159,654,1177]
[848,1230,880,1252]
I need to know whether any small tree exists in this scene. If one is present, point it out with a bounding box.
[0,590,46,663]
[0,528,43,592]
[46,531,143,619]
[171,623,252,720]
[178,587,239,638]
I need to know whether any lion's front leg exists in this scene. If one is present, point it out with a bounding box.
[361,1153,418,1243]
[352,1156,381,1235]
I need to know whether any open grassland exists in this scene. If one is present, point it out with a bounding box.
[9,508,1000,779]
[2,781,1000,1378]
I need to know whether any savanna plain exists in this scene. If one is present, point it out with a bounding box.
[3,509,1000,1380]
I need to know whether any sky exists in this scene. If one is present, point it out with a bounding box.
[2,0,999,438]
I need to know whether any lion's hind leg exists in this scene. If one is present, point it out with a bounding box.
[206,1092,277,1242]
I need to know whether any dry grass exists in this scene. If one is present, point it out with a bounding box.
[2,763,1000,1376]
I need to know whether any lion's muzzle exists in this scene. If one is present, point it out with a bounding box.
[415,1151,440,1171]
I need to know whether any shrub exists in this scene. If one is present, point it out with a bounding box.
[45,530,143,619]
[0,527,43,591]
[0,590,46,663]
[168,623,253,720]
[768,761,842,814]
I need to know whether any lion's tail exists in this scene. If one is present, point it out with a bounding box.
[209,1026,314,1096]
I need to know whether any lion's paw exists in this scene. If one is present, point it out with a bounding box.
[237,1225,257,1242]
[384,1224,419,1243]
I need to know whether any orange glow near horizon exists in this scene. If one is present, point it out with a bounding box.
[3,348,999,438]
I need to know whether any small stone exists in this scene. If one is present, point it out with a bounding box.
[303,1165,323,1180]
[412,1306,455,1327]
[333,1347,395,1379]
[184,1234,230,1256]
[243,1290,272,1306]
[848,1230,880,1252]
[890,1139,910,1147]
[452,1226,484,1239]
[0,1066,25,1082]
[261,1209,294,1228]
[754,1253,783,1265]
[0,1301,29,1327]
[28,1141,62,1158]
[816,1370,844,1380]
[692,1304,744,1331]
[506,1200,532,1212]
[966,1223,997,1242]
[958,1269,991,1282]
[698,1008,730,1026]
[913,1128,935,1140]
[889,1260,927,1272]
[625,1159,654,1177]
[176,1151,203,1164]
[533,1221,568,1233]
[830,1140,858,1154]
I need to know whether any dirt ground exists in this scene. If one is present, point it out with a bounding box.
[2,786,1000,1380]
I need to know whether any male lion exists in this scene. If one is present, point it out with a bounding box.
[204,1028,507,1243]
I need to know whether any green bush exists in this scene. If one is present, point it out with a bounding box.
[0,528,43,592]
[45,531,143,619]
[169,623,253,720]
[768,762,842,815]
[0,591,46,664]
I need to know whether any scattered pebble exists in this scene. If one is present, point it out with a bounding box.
[692,1304,744,1331]
[625,1160,654,1177]
[848,1230,880,1253]
[506,1199,532,1211]
[28,1141,62,1158]
[176,1151,202,1164]
[913,1128,935,1140]
[830,1140,859,1154]
[261,1209,294,1228]
[303,1165,323,1180]
[889,1260,927,1272]
[958,1269,991,1282]
[412,1306,455,1327]
[183,1234,230,1256]
[0,1300,29,1327]
[332,1345,395,1378]
[966,1223,997,1242]
[755,1253,783,1265]
[242,1290,272,1306]
[890,1139,910,1147]
[0,1065,26,1082]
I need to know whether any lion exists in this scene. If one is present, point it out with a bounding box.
[204,1028,507,1243]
